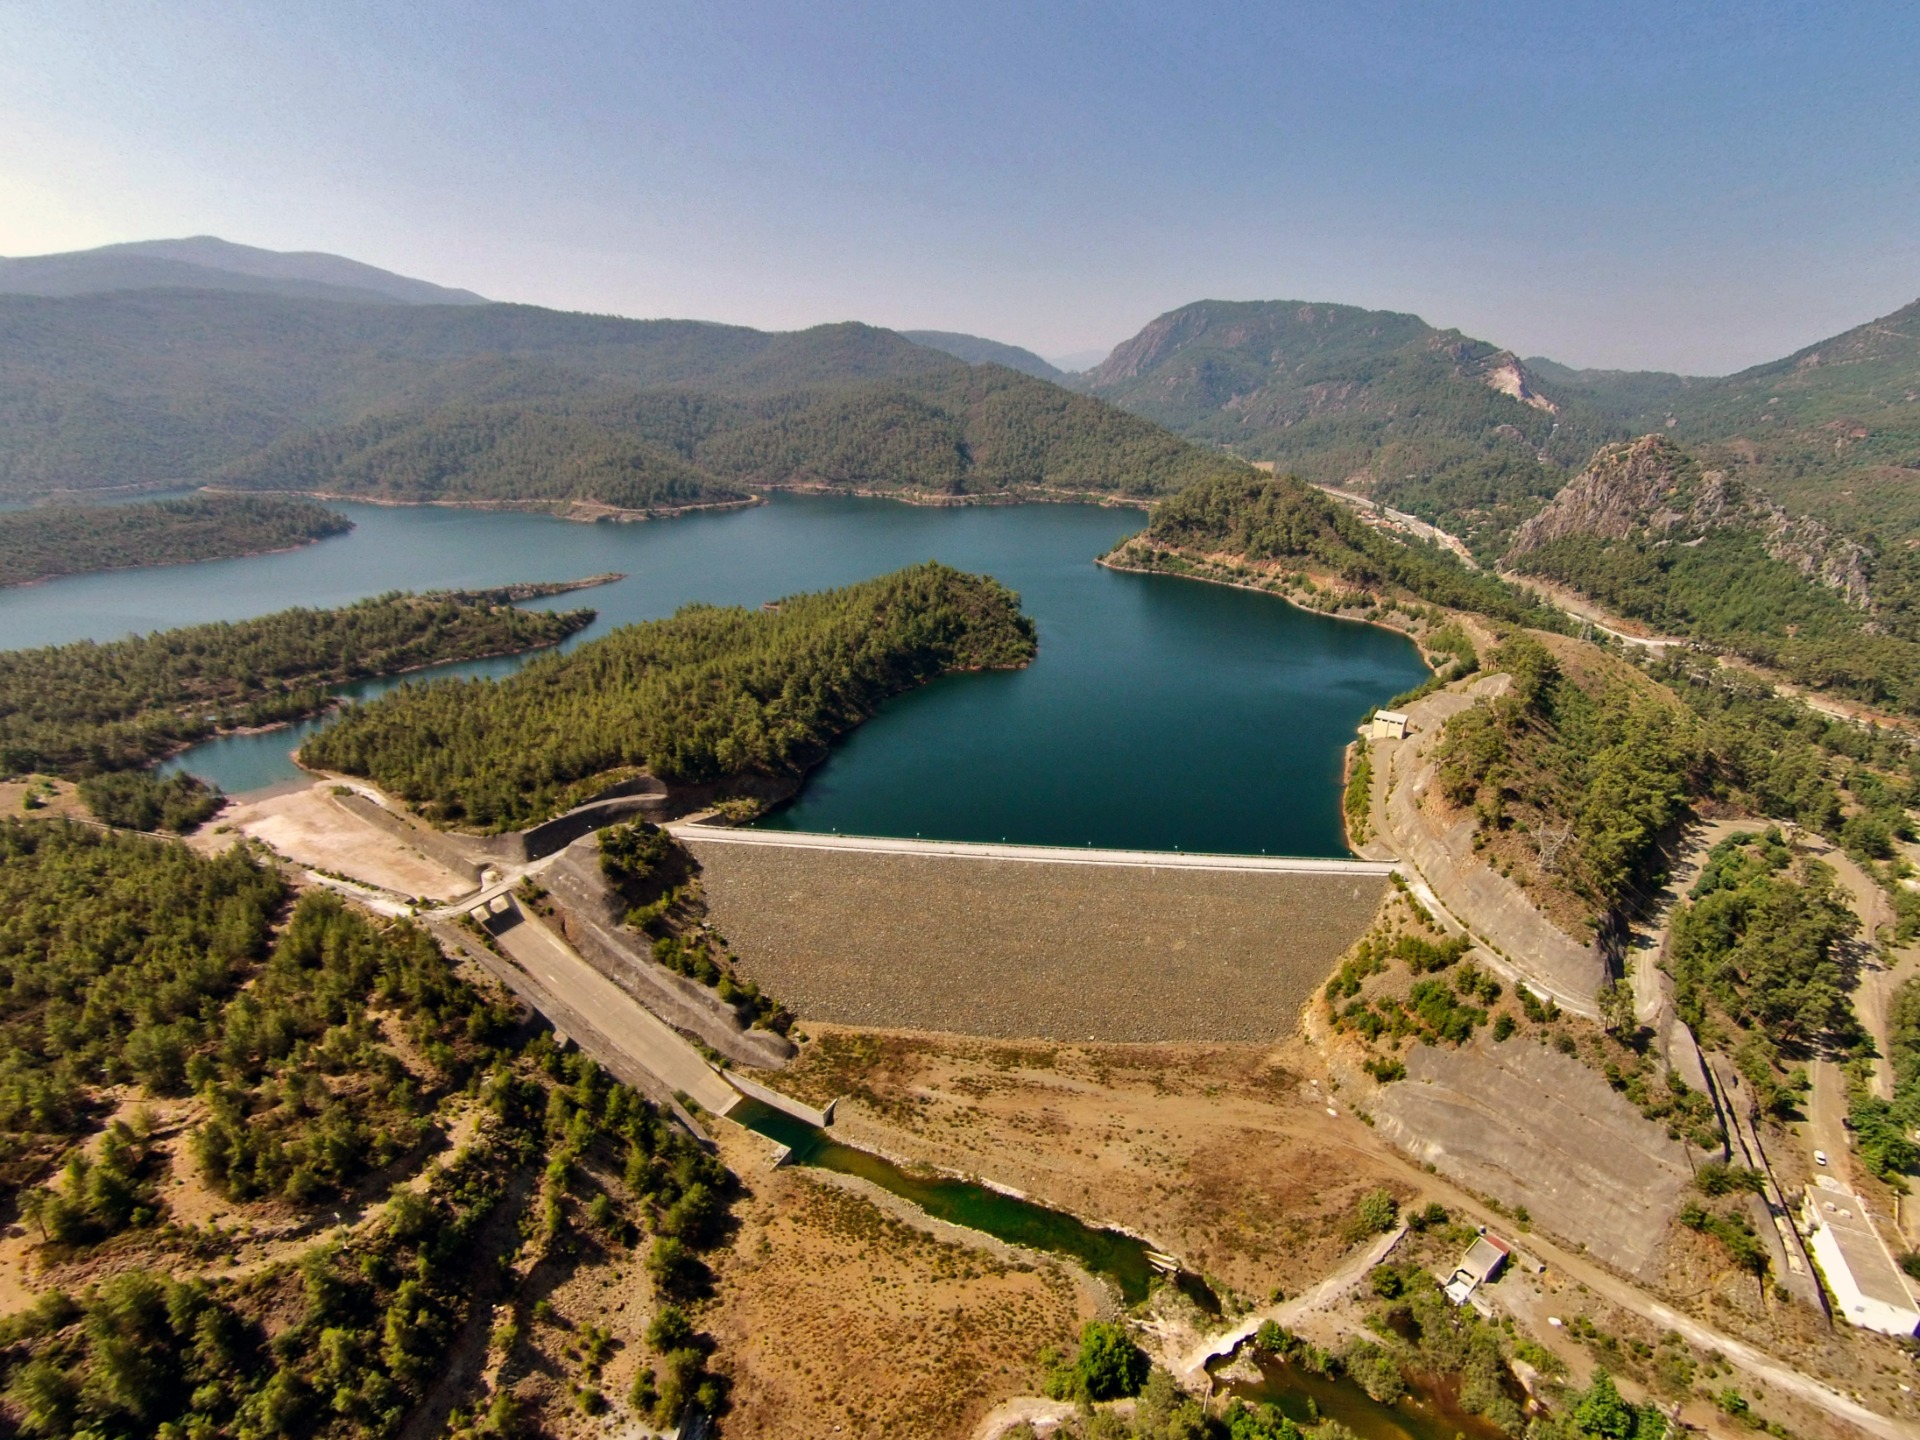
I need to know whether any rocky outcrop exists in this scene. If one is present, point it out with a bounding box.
[1477,354,1558,413]
[1758,505,1874,610]
[1509,433,1877,612]
[1508,435,1698,554]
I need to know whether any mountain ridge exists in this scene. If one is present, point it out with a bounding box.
[900,330,1065,380]
[0,235,488,307]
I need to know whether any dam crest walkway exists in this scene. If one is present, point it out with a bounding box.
[664,825,1398,876]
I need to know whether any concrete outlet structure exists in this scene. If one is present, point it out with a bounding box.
[1803,1181,1920,1337]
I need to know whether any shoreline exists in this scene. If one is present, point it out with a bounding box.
[0,526,354,591]
[756,481,1154,512]
[160,625,602,779]
[200,486,767,525]
[1096,542,1447,656]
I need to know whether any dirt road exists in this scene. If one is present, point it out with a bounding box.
[1174,1224,1408,1383]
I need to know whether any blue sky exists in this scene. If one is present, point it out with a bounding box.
[2,1,1915,372]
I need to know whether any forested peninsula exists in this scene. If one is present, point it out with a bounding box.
[0,585,603,776]
[0,494,350,587]
[1104,469,1559,627]
[301,562,1038,831]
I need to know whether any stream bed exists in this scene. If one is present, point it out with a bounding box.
[729,1098,1160,1304]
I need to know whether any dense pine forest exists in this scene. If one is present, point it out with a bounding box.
[0,820,738,1437]
[0,494,350,587]
[1079,299,1622,552]
[0,290,1242,506]
[0,588,596,776]
[301,563,1038,830]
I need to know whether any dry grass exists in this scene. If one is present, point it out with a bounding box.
[700,1126,1088,1440]
[770,1027,1417,1301]
[687,841,1389,1042]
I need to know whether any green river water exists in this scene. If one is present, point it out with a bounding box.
[730,1098,1161,1305]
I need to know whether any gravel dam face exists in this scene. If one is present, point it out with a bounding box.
[685,839,1389,1042]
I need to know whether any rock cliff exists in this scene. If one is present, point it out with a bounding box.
[1509,434,1875,612]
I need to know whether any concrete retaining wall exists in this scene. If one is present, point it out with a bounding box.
[331,790,484,885]
[539,836,795,1069]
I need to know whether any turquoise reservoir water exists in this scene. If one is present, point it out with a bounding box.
[0,495,1426,856]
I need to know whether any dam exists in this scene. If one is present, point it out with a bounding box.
[673,828,1395,1044]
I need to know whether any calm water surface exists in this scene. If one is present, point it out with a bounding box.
[0,495,1426,855]
[1220,1353,1509,1440]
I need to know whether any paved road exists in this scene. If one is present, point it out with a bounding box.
[1809,1057,1854,1187]
[668,825,1399,875]
[488,906,741,1116]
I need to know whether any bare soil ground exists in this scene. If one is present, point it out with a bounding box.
[697,1127,1090,1440]
[0,776,87,821]
[688,842,1388,1042]
[769,1026,1416,1301]
[204,781,471,898]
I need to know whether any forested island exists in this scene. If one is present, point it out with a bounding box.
[0,584,606,776]
[301,562,1038,830]
[0,494,350,587]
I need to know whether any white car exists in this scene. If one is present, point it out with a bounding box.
[1814,1150,1829,1167]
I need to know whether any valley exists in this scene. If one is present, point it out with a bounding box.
[2,246,1920,1440]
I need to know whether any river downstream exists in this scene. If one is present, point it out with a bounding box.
[0,494,1427,856]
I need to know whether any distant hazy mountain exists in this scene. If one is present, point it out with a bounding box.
[900,330,1065,381]
[1047,349,1113,375]
[0,236,488,307]
[0,287,1242,505]
[1082,298,1619,553]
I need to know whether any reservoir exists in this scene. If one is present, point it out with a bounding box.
[0,495,1426,856]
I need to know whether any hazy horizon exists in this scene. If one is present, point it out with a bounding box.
[4,1,1915,374]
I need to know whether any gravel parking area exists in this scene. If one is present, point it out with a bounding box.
[684,841,1388,1042]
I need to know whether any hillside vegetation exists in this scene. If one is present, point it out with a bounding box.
[1434,634,1702,925]
[1083,299,1621,551]
[222,363,1245,509]
[0,819,740,1438]
[0,290,1238,504]
[301,563,1038,831]
[0,494,350,587]
[0,589,595,776]
[1504,435,1920,712]
[1120,469,1560,626]
[1540,297,1920,528]
[900,329,1066,380]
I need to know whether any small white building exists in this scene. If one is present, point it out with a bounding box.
[1443,1231,1510,1306]
[1366,709,1411,741]
[1803,1182,1920,1337]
